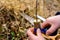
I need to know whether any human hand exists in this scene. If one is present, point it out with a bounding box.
[42,15,60,35]
[27,28,45,40]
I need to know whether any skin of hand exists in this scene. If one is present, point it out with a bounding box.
[27,15,60,40]
[41,15,60,35]
[27,28,45,40]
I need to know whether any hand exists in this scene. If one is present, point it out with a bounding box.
[42,15,60,35]
[27,28,45,40]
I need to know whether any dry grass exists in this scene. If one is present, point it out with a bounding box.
[0,0,60,40]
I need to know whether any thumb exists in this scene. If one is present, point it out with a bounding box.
[37,29,45,40]
[37,28,43,37]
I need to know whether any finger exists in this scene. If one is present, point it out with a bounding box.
[37,29,43,37]
[41,20,50,29]
[37,28,42,36]
[27,28,36,37]
[37,29,45,40]
[46,24,58,35]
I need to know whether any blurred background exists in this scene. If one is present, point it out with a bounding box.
[0,0,60,40]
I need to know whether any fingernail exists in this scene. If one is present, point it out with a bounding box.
[37,28,41,32]
[46,31,50,35]
[46,31,52,36]
[37,28,40,31]
[46,33,49,35]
